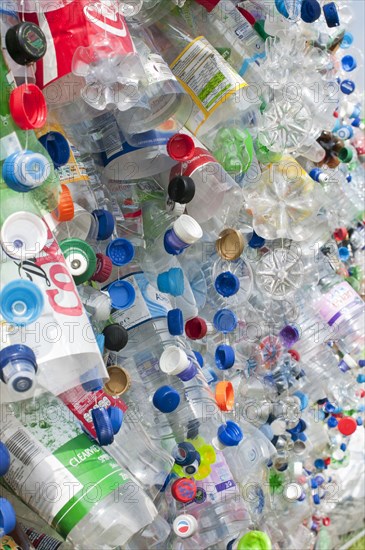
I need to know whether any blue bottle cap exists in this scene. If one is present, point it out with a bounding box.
[0,280,44,325]
[311,479,318,489]
[38,131,70,168]
[213,309,237,333]
[80,366,104,392]
[356,417,363,426]
[357,374,365,384]
[153,385,180,413]
[106,238,135,266]
[314,459,325,469]
[274,0,289,18]
[107,406,124,435]
[341,32,353,49]
[157,268,184,297]
[193,350,204,367]
[340,80,355,95]
[293,391,309,410]
[313,494,320,505]
[95,333,105,354]
[217,421,243,447]
[301,0,321,23]
[327,416,338,428]
[338,246,350,262]
[337,125,354,140]
[324,401,336,413]
[0,497,16,536]
[0,344,37,374]
[323,2,340,27]
[248,231,265,249]
[214,271,240,297]
[350,105,361,119]
[167,308,184,335]
[2,150,51,192]
[287,419,307,434]
[0,442,11,477]
[107,280,135,310]
[341,55,357,72]
[215,344,235,370]
[91,408,114,445]
[92,209,115,241]
[359,360,365,368]
[173,442,197,466]
[351,117,361,128]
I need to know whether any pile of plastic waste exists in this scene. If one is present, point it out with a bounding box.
[0,0,364,548]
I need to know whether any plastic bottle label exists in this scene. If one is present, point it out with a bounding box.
[0,400,130,538]
[25,0,135,89]
[0,131,22,161]
[186,450,239,512]
[0,224,107,400]
[318,281,363,326]
[170,37,247,134]
[106,272,172,330]
[57,144,89,185]
[59,385,127,440]
[23,527,63,550]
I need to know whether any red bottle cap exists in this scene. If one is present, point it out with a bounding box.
[337,417,357,436]
[185,317,207,340]
[167,134,195,161]
[288,349,300,361]
[324,457,331,466]
[91,253,113,283]
[322,517,331,526]
[171,478,197,503]
[333,227,348,241]
[9,83,47,130]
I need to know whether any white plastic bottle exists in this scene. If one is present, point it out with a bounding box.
[0,217,107,402]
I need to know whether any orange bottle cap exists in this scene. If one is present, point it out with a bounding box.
[52,184,74,222]
[215,380,234,411]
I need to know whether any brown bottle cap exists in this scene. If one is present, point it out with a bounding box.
[104,366,130,396]
[215,228,244,261]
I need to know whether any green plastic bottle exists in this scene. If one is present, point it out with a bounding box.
[0,50,60,226]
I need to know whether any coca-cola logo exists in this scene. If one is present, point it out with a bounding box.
[83,1,127,37]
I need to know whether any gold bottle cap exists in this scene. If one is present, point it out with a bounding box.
[215,228,244,261]
[104,366,130,396]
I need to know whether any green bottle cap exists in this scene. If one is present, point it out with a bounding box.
[237,531,272,550]
[338,147,353,163]
[60,238,97,286]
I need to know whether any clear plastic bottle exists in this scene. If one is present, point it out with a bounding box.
[0,392,157,548]
[149,13,258,149]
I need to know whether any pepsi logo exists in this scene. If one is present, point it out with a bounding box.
[177,518,190,534]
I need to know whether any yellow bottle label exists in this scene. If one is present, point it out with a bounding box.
[170,36,247,134]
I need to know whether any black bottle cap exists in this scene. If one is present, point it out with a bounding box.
[168,176,195,204]
[102,324,128,352]
[5,22,47,66]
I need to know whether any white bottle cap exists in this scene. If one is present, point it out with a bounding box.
[173,514,198,538]
[284,482,302,501]
[0,211,48,260]
[159,346,190,375]
[166,199,185,216]
[65,250,89,277]
[270,419,287,435]
[173,214,203,244]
